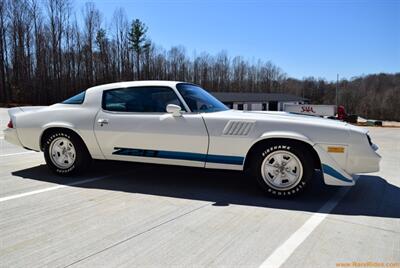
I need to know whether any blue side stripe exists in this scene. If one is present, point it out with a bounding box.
[206,155,244,165]
[113,147,244,165]
[158,151,206,162]
[322,164,353,183]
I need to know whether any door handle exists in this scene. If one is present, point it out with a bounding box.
[97,118,109,126]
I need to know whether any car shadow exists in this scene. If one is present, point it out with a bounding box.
[11,160,400,219]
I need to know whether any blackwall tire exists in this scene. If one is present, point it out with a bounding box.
[43,131,90,176]
[250,142,314,197]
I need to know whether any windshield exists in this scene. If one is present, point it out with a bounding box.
[176,83,228,113]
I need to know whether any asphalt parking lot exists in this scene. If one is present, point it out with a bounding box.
[0,108,399,268]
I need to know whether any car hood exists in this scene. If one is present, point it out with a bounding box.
[246,110,368,134]
[213,109,349,128]
[202,109,368,144]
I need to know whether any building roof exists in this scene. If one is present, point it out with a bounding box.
[209,92,308,103]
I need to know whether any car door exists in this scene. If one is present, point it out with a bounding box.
[94,86,209,168]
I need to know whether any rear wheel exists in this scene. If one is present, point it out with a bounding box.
[249,141,314,197]
[43,131,90,175]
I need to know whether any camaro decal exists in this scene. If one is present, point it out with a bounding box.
[321,164,353,183]
[112,147,244,165]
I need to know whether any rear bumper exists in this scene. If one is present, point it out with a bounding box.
[4,128,23,147]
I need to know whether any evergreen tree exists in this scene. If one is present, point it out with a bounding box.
[128,19,148,80]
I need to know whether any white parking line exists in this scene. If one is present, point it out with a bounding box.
[259,187,351,268]
[0,175,111,203]
[0,151,37,157]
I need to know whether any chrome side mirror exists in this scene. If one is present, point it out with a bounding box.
[166,104,182,117]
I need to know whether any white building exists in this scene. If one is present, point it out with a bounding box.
[210,92,308,111]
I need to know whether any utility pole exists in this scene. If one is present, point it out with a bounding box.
[336,74,339,108]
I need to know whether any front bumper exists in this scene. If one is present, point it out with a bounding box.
[347,143,381,174]
[318,142,381,186]
[314,144,355,186]
[363,143,381,173]
[4,128,23,147]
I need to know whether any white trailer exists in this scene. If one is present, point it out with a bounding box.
[283,104,335,117]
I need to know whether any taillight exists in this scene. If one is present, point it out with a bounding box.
[7,120,13,128]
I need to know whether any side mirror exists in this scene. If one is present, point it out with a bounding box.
[166,104,182,117]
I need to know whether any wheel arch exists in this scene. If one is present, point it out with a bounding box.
[39,126,89,156]
[244,134,322,172]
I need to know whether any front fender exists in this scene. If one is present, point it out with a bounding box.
[244,130,315,170]
[250,131,354,186]
[253,131,315,147]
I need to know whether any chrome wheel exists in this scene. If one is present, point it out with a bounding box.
[49,137,76,169]
[261,150,303,190]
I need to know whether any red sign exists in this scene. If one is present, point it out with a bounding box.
[300,106,316,113]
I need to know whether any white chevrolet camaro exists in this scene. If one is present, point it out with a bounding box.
[4,81,381,196]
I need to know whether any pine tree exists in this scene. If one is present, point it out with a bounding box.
[128,19,148,80]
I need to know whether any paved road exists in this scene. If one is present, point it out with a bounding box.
[0,109,399,267]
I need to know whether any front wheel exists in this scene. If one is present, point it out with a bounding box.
[249,142,314,197]
[43,131,90,175]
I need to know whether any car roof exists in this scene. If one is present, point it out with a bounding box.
[86,80,188,93]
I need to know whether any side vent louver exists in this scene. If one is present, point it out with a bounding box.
[222,120,255,136]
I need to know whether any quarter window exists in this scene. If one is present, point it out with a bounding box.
[62,91,86,104]
[103,87,184,113]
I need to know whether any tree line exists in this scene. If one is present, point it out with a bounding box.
[0,0,399,121]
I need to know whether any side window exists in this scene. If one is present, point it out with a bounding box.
[62,91,86,104]
[103,87,184,113]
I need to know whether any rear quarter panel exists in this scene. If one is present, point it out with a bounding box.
[15,104,104,159]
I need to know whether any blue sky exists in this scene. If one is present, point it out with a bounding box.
[76,0,399,81]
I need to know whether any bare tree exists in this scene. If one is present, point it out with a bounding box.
[1,1,398,121]
[112,8,128,80]
[82,2,100,84]
[0,0,8,103]
[46,0,71,101]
